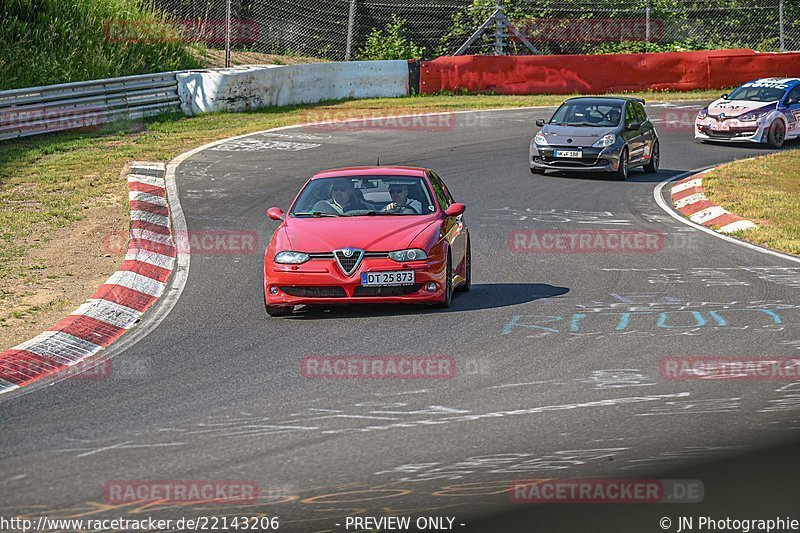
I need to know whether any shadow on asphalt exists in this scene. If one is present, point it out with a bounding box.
[545,168,688,183]
[287,283,570,319]
[464,437,800,533]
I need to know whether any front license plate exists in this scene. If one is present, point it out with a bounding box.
[554,150,582,158]
[711,122,730,131]
[361,270,415,286]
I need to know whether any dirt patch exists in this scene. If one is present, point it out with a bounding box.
[0,194,129,350]
[199,49,324,67]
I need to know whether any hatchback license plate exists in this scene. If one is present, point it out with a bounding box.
[554,150,582,158]
[361,271,415,286]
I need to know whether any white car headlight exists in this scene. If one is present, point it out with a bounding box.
[592,133,616,148]
[275,251,310,264]
[739,111,769,122]
[388,249,428,262]
[534,131,548,146]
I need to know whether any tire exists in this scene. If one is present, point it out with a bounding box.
[456,239,471,293]
[767,119,786,148]
[530,167,545,175]
[436,252,453,308]
[612,148,629,181]
[643,140,660,173]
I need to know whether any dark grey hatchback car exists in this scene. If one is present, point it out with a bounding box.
[529,96,660,180]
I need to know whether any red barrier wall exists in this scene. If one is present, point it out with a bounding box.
[420,50,800,94]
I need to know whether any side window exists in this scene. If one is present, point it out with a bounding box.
[428,172,451,210]
[625,103,636,125]
[635,102,648,123]
[786,85,800,104]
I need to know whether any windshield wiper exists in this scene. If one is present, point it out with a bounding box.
[292,211,340,218]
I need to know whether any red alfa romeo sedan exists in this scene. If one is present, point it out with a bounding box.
[263,166,471,316]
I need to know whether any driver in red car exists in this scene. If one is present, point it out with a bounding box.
[313,179,365,214]
[382,182,422,214]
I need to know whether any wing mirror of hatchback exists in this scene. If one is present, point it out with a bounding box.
[626,121,642,131]
[535,119,546,127]
[444,203,466,217]
[721,93,729,100]
[267,207,284,221]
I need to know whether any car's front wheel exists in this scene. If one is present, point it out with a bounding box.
[456,239,471,293]
[612,148,629,181]
[436,252,453,308]
[767,119,786,148]
[643,140,660,173]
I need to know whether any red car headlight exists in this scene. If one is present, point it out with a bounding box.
[388,249,428,262]
[274,251,310,264]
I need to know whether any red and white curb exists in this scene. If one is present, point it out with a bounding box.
[671,168,758,234]
[0,162,175,394]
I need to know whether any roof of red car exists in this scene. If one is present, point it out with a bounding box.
[311,166,429,179]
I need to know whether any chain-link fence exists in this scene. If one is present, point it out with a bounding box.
[148,0,800,61]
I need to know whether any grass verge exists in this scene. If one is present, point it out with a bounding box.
[702,149,800,256]
[0,89,724,348]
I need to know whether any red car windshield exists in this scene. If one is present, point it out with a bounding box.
[290,176,436,217]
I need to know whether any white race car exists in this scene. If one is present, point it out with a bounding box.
[695,77,800,147]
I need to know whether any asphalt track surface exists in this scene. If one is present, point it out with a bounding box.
[2,103,800,533]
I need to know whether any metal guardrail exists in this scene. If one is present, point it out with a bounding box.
[0,72,182,141]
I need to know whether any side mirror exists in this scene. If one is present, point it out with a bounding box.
[444,203,466,217]
[721,93,728,100]
[535,119,546,127]
[626,122,642,131]
[267,207,284,221]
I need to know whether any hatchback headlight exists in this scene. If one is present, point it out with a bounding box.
[389,249,427,262]
[697,108,708,119]
[592,133,616,148]
[274,251,310,264]
[534,131,548,146]
[739,111,768,122]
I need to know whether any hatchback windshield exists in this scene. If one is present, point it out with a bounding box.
[550,100,623,127]
[727,83,787,102]
[290,176,436,217]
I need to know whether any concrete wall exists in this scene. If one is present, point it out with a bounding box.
[177,61,409,115]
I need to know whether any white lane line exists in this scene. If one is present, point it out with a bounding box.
[689,205,728,224]
[129,190,168,206]
[130,210,170,226]
[674,193,706,209]
[719,220,759,233]
[125,248,176,270]
[72,299,143,329]
[104,271,166,297]
[654,171,800,265]
[671,178,702,194]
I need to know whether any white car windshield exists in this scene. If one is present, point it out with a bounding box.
[290,176,436,217]
[727,84,786,102]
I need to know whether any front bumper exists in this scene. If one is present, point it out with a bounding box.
[264,257,446,307]
[529,144,622,173]
[694,119,765,143]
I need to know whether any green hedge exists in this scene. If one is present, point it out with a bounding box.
[0,0,203,90]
